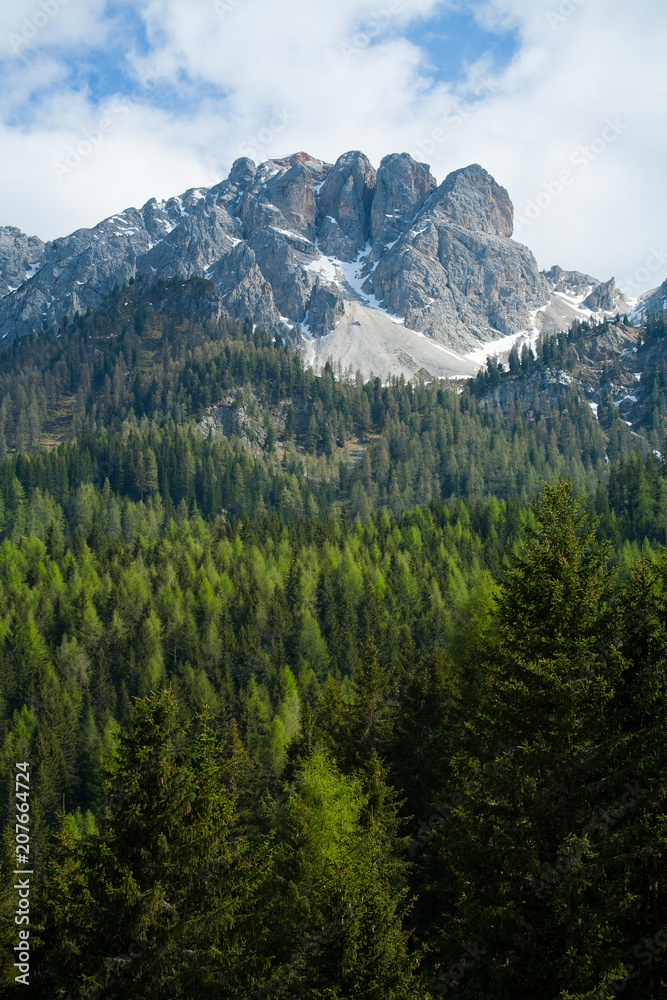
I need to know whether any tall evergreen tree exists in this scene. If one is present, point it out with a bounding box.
[437,479,630,999]
[36,690,272,998]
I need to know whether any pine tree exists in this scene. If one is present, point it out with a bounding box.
[344,637,392,770]
[438,479,629,999]
[144,448,159,498]
[134,451,147,501]
[606,555,667,993]
[387,641,459,834]
[267,747,422,999]
[37,690,271,997]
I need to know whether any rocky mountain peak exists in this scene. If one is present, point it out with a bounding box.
[316,151,376,260]
[537,267,634,336]
[0,226,46,298]
[425,163,514,238]
[370,153,437,250]
[632,278,667,322]
[277,151,323,167]
[583,277,618,312]
[2,149,644,383]
[228,157,257,187]
[541,265,599,297]
[264,160,318,240]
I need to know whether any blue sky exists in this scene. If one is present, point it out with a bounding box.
[0,0,665,294]
[403,8,519,85]
[8,3,519,118]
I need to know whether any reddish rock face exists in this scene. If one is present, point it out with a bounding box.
[282,151,321,165]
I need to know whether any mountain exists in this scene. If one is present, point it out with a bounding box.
[0,225,45,296]
[474,316,648,425]
[3,155,667,1000]
[633,277,667,322]
[0,151,644,380]
[538,266,634,335]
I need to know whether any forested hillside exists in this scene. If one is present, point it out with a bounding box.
[0,277,666,541]
[1,283,667,997]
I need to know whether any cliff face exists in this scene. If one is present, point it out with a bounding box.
[0,152,546,353]
[1,150,643,382]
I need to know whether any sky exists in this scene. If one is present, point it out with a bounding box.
[0,0,665,296]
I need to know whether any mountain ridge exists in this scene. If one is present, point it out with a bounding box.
[0,150,646,380]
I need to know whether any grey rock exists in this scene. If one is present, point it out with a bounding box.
[0,227,45,298]
[0,208,154,337]
[152,277,226,323]
[237,188,287,241]
[370,153,436,253]
[478,321,651,431]
[228,157,257,188]
[367,165,548,351]
[207,243,280,331]
[635,278,667,320]
[542,265,599,297]
[265,161,317,240]
[234,153,330,242]
[538,267,634,336]
[0,150,563,367]
[307,279,345,334]
[138,201,240,280]
[316,151,376,258]
[199,387,316,455]
[480,368,578,412]
[584,277,618,312]
[427,163,513,238]
[316,215,360,263]
[249,228,316,321]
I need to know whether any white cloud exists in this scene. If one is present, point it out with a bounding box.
[0,0,665,294]
[0,0,110,60]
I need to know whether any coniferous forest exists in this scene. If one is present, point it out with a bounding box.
[1,280,667,998]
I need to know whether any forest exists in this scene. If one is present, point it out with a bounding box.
[0,281,666,998]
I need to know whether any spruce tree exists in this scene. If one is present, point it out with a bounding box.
[36,690,271,998]
[438,479,629,999]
